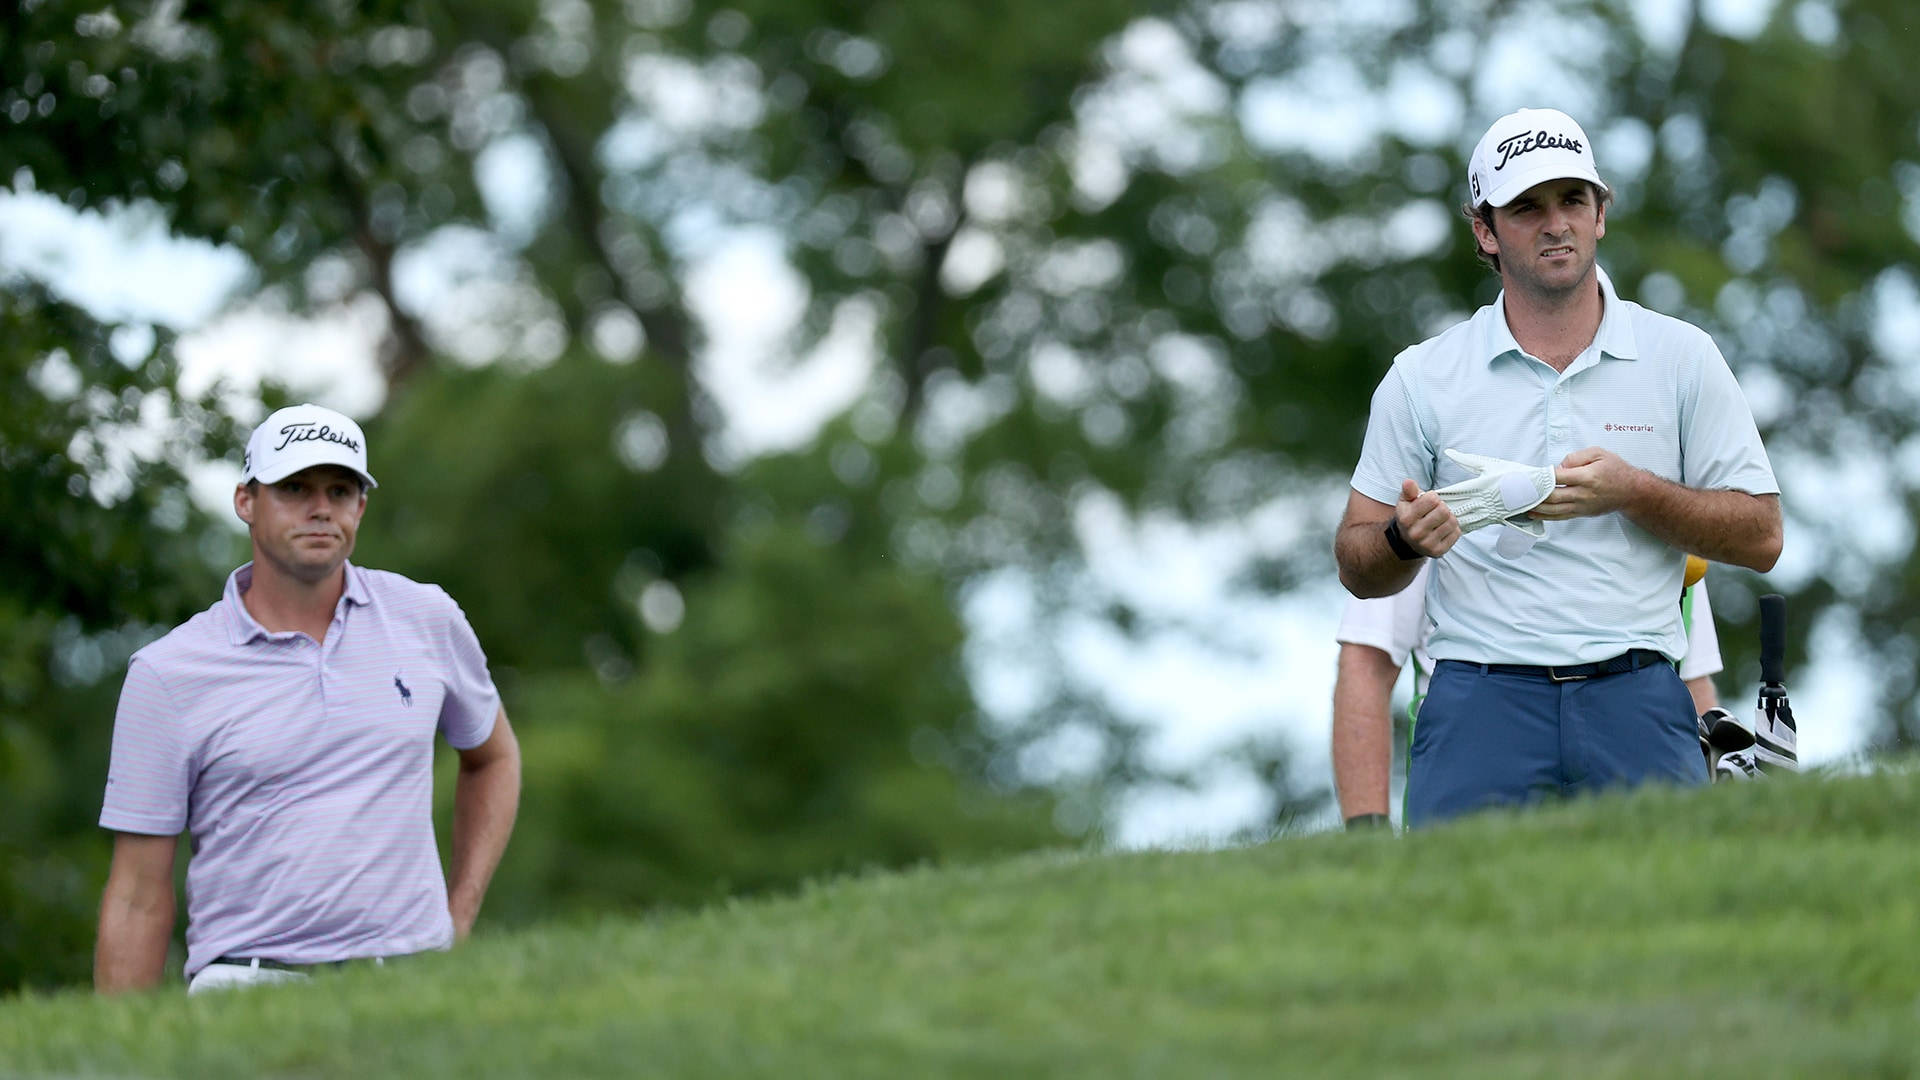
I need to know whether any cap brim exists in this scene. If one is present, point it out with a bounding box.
[1483,162,1608,208]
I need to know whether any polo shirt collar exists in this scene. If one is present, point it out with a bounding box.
[223,560,372,645]
[1484,263,1639,370]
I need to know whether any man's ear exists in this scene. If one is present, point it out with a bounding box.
[1472,213,1500,259]
[1594,199,1607,241]
[234,483,254,526]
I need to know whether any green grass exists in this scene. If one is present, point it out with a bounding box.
[6,770,1920,1078]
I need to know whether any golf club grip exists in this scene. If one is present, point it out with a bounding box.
[1759,593,1786,686]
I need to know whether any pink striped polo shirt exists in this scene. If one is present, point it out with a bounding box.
[101,561,499,977]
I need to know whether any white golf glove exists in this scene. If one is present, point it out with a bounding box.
[1432,449,1556,538]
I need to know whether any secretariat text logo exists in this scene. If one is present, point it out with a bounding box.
[1604,423,1655,433]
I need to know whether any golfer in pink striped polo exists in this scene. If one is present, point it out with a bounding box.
[94,403,522,995]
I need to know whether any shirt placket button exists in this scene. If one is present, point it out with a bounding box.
[1549,383,1570,446]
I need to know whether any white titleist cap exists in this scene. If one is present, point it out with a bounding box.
[1467,107,1607,209]
[242,403,378,489]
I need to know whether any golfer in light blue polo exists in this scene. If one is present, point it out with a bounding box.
[1333,107,1782,827]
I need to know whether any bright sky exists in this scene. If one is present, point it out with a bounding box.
[5,0,1871,848]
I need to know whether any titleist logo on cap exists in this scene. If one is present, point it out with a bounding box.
[273,422,361,454]
[1494,130,1585,171]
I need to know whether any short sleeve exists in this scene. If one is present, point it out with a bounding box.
[1350,360,1436,506]
[1677,580,1724,681]
[100,657,193,835]
[1334,565,1429,667]
[437,597,500,750]
[1681,340,1779,495]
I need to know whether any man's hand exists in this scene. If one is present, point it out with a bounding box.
[1531,447,1644,520]
[1396,479,1460,557]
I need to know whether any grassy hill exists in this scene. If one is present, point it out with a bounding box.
[5,769,1919,1078]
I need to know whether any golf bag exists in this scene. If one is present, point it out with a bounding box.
[1696,593,1797,781]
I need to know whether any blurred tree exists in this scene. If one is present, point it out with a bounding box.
[0,293,240,990]
[13,0,1920,994]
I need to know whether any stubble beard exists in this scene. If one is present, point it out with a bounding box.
[1506,243,1596,307]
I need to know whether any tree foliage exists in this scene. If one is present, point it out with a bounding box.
[8,0,1920,993]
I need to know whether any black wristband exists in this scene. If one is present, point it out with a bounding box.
[1382,518,1422,561]
[1345,813,1391,831]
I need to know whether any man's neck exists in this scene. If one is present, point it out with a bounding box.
[242,559,347,643]
[1501,271,1604,373]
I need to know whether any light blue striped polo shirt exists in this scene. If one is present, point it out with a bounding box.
[101,561,499,977]
[1351,266,1777,666]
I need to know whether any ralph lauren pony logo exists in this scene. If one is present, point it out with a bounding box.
[394,673,414,707]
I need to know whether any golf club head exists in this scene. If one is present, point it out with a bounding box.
[1699,706,1755,753]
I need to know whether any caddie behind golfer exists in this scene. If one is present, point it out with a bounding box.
[94,403,522,994]
[1332,107,1782,827]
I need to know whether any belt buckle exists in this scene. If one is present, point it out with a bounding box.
[1547,665,1590,683]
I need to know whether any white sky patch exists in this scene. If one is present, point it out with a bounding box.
[475,134,552,245]
[174,295,389,425]
[1380,200,1453,260]
[962,569,1053,718]
[1700,0,1780,37]
[1789,604,1875,766]
[1869,267,1920,374]
[0,190,250,326]
[914,372,1018,459]
[939,226,1005,296]
[391,225,570,366]
[1079,18,1230,172]
[1626,0,1694,55]
[1056,593,1337,774]
[1108,19,1230,116]
[1472,13,1609,118]
[1598,116,1658,188]
[1240,57,1381,163]
[1110,767,1281,849]
[687,229,875,459]
[1382,60,1465,145]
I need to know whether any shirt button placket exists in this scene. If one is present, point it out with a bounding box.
[1547,379,1571,453]
[310,633,326,707]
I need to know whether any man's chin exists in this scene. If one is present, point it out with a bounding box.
[1518,259,1593,298]
[269,547,351,585]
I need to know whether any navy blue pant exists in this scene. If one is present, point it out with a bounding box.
[1405,659,1707,828]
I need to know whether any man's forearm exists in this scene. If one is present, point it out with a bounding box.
[1622,476,1782,571]
[94,889,173,994]
[1335,521,1424,599]
[1332,647,1399,820]
[1685,675,1719,715]
[448,755,520,939]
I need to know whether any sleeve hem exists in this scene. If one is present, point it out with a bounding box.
[99,813,185,836]
[445,703,500,751]
[1350,479,1402,507]
[1335,629,1407,667]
